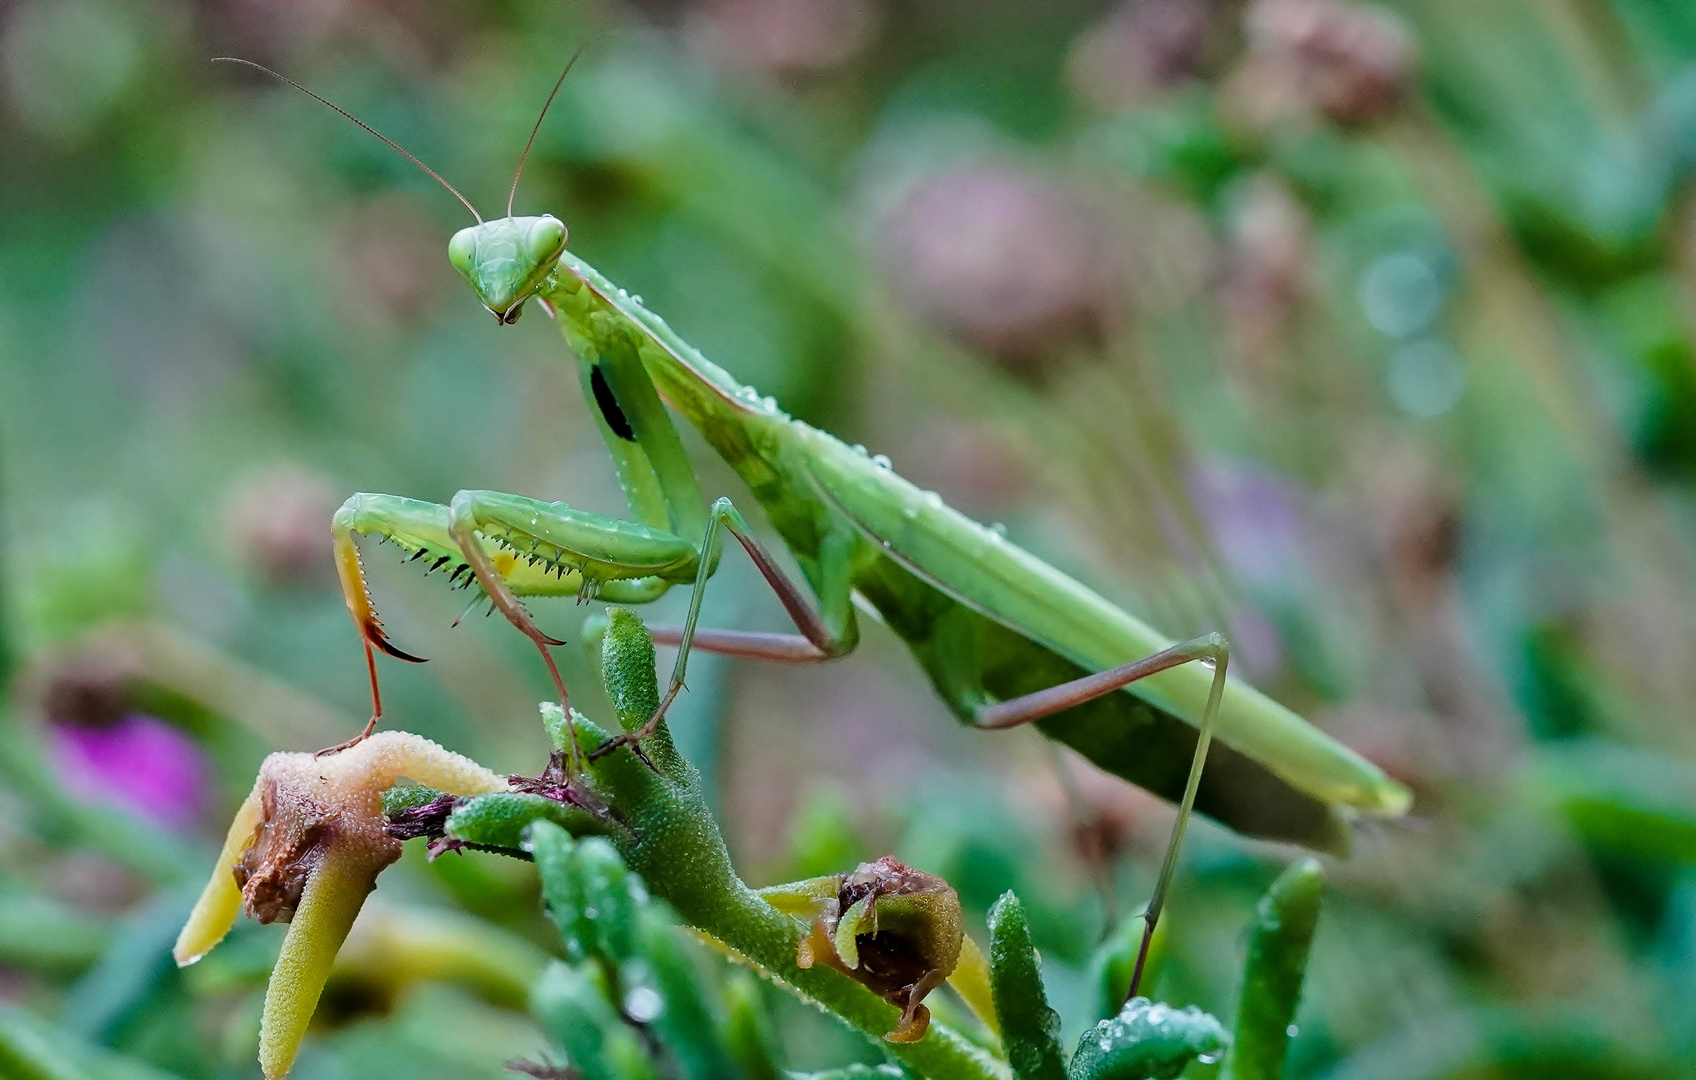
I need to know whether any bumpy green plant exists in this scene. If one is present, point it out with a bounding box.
[178,608,1329,1080]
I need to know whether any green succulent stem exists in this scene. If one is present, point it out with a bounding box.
[440,609,1005,1080]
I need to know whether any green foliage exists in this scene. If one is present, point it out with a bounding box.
[529,823,640,967]
[1532,743,1696,864]
[602,607,662,734]
[531,960,659,1080]
[987,891,1065,1080]
[0,1005,183,1080]
[449,791,608,850]
[379,782,443,818]
[1222,860,1324,1080]
[721,972,784,1080]
[1067,999,1229,1080]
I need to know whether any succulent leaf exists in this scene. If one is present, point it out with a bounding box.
[1222,859,1324,1080]
[1068,998,1228,1080]
[987,892,1064,1080]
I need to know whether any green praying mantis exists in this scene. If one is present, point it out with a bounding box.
[214,58,1408,860]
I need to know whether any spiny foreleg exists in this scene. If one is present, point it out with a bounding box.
[328,492,622,756]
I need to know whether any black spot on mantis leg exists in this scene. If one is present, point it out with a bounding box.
[590,364,637,441]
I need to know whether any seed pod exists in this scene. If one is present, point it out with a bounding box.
[794,856,964,1042]
[172,732,506,1079]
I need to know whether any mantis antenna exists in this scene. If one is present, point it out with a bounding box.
[210,57,484,224]
[508,48,584,218]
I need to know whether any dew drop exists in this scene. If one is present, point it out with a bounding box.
[624,986,664,1022]
[851,443,869,456]
[870,453,892,469]
[1198,1053,1220,1065]
[987,521,1007,538]
[1286,1024,1300,1037]
[921,490,943,509]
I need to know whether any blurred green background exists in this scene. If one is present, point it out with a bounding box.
[5,0,1696,1076]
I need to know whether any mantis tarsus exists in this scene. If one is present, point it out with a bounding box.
[216,59,1406,866]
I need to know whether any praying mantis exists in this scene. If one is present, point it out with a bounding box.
[215,58,1409,856]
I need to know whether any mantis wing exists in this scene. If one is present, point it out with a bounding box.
[800,427,1410,826]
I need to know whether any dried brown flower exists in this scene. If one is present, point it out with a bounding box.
[793,856,964,1042]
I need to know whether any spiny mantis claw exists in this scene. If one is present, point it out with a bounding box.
[366,621,428,664]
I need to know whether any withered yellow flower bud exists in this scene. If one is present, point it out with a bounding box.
[173,732,506,1079]
[794,856,965,1043]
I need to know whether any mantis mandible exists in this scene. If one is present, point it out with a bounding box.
[214,58,1409,855]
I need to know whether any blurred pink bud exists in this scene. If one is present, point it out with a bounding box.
[1237,0,1415,128]
[336,195,450,329]
[877,164,1115,369]
[1217,174,1314,349]
[691,0,875,80]
[1067,0,1216,112]
[225,465,340,587]
[1186,457,1306,587]
[51,713,209,831]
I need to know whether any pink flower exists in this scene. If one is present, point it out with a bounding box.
[51,713,209,831]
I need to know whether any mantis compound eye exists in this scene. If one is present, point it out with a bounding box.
[524,214,567,264]
[447,226,478,278]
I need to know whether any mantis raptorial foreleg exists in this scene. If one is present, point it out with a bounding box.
[332,488,864,762]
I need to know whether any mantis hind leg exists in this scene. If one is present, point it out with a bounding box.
[972,633,1228,1003]
[590,496,861,761]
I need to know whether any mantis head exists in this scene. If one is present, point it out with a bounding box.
[448,215,569,324]
[214,54,582,327]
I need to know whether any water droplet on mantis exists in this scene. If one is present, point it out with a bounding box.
[870,453,891,469]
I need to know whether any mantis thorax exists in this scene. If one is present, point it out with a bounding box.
[448,214,568,324]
